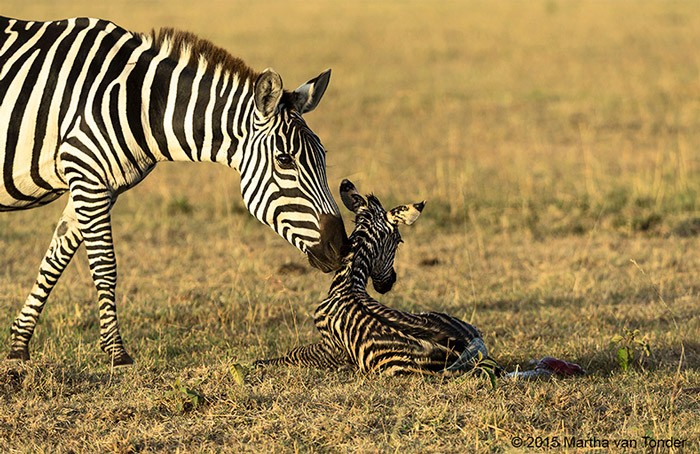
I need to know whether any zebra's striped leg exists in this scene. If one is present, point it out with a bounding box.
[70,192,133,367]
[8,200,83,361]
[255,342,351,370]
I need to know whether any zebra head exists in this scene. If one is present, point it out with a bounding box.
[242,68,346,272]
[339,179,425,294]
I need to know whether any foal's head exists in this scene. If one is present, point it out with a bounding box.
[339,179,424,294]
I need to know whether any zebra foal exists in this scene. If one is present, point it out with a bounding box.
[257,180,503,377]
[1,17,347,365]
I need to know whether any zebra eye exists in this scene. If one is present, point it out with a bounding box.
[276,154,295,169]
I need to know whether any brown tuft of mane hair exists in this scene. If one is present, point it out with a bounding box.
[149,28,259,80]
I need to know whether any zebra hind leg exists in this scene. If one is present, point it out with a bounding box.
[444,338,505,377]
[8,201,83,361]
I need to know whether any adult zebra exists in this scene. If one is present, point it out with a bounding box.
[0,17,346,366]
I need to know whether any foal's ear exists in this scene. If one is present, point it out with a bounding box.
[387,201,425,225]
[339,179,366,213]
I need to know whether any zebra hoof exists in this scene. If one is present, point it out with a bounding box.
[109,351,135,367]
[7,348,30,361]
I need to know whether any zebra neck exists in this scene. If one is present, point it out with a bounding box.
[330,246,373,295]
[146,59,254,169]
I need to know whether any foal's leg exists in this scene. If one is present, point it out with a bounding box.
[255,342,351,370]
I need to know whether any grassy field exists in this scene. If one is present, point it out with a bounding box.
[1,0,699,451]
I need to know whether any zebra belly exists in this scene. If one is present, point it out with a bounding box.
[0,165,67,211]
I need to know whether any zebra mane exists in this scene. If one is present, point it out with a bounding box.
[149,28,259,79]
[343,194,391,258]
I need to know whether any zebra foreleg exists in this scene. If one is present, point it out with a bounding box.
[255,342,351,370]
[8,200,83,361]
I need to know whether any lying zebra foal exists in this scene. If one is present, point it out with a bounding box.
[256,180,503,377]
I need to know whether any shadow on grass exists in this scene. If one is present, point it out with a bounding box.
[0,360,125,398]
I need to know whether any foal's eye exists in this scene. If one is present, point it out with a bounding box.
[276,154,294,168]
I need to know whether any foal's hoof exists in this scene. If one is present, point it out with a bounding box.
[7,348,30,361]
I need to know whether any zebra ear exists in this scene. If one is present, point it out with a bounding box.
[291,69,331,114]
[387,201,425,225]
[340,179,366,213]
[254,68,284,118]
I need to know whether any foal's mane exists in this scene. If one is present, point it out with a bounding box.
[149,28,259,80]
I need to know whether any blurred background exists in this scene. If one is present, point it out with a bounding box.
[3,0,698,237]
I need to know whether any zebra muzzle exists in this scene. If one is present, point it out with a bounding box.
[307,213,347,273]
[372,269,396,294]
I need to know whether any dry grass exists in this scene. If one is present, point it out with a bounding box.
[1,0,699,452]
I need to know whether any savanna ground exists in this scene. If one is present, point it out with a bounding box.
[1,0,699,452]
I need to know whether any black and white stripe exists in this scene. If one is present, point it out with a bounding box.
[1,17,346,365]
[257,180,503,377]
